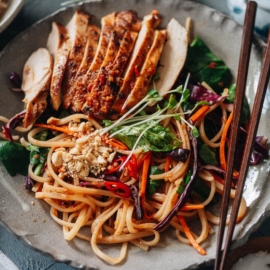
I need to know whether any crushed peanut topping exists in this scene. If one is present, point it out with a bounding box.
[51,121,116,180]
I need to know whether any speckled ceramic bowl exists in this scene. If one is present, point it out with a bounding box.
[0,0,270,269]
[225,237,270,270]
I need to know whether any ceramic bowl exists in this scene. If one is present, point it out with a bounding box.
[225,237,270,270]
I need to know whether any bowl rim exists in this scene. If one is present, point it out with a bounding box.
[225,236,270,269]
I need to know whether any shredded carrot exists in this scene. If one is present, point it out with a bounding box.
[139,151,154,219]
[34,124,74,135]
[139,151,152,198]
[181,204,204,211]
[178,215,207,255]
[219,111,239,178]
[165,156,171,172]
[106,138,129,150]
[188,105,210,124]
[137,153,147,168]
[37,183,44,192]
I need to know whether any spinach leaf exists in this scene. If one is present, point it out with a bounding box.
[26,144,49,166]
[112,121,182,152]
[199,144,219,165]
[185,36,232,93]
[147,166,164,197]
[0,141,29,176]
[227,83,250,123]
[177,169,192,194]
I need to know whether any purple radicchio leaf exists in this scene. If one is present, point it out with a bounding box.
[199,164,226,174]
[103,175,120,182]
[25,175,35,190]
[9,72,22,87]
[154,136,198,231]
[3,110,26,142]
[189,84,226,105]
[250,152,262,165]
[130,184,142,220]
[240,127,268,160]
[79,182,94,187]
[165,148,190,162]
[199,164,239,181]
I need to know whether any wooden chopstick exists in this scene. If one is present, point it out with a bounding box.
[219,28,270,269]
[214,2,257,269]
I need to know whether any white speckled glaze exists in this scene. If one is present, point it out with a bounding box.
[0,1,270,269]
[226,0,270,39]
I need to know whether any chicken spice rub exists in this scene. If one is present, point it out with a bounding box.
[18,9,188,127]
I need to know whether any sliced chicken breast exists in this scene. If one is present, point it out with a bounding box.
[22,48,53,127]
[120,29,166,114]
[151,18,188,100]
[89,31,138,118]
[109,12,161,119]
[69,24,100,112]
[69,12,116,112]
[62,10,91,109]
[47,22,70,111]
[83,11,141,118]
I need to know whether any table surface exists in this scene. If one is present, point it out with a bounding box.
[0,0,270,269]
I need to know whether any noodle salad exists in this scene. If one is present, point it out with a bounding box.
[0,9,268,265]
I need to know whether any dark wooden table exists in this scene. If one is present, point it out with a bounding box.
[0,0,269,269]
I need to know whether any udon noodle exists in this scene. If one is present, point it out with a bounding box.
[0,94,248,264]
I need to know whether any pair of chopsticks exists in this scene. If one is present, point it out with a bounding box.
[214,1,270,270]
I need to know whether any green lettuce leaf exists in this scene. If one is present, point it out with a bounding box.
[111,121,182,152]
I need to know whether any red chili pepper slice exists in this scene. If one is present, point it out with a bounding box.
[104,181,131,198]
[126,154,138,180]
[211,172,235,188]
[105,156,127,174]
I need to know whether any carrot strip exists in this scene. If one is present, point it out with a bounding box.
[178,215,207,255]
[139,151,154,219]
[219,111,239,178]
[165,156,171,172]
[107,138,129,150]
[139,151,152,198]
[188,105,210,124]
[34,124,74,135]
[181,204,204,211]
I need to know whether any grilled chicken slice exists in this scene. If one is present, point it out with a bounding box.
[152,18,188,99]
[69,12,116,112]
[121,30,166,114]
[22,48,53,127]
[88,31,138,118]
[86,12,116,75]
[83,11,141,118]
[47,22,70,110]
[69,24,100,112]
[62,10,91,109]
[109,11,161,119]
